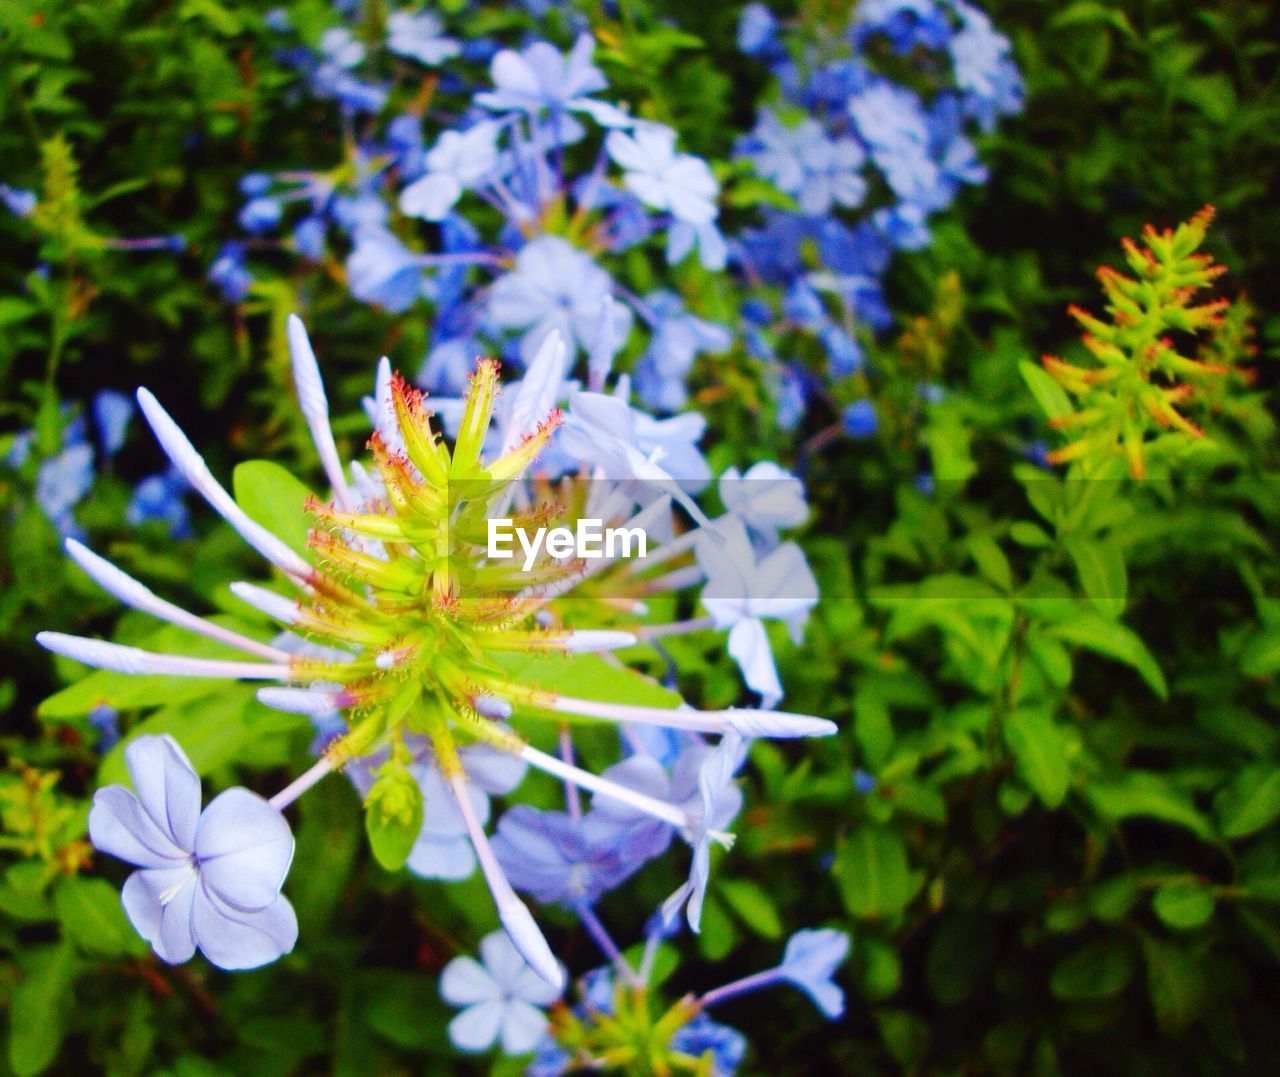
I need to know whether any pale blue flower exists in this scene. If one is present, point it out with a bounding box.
[1,183,38,217]
[128,467,192,537]
[670,1014,748,1075]
[606,123,719,224]
[667,218,727,270]
[238,196,283,234]
[776,928,850,1018]
[737,3,780,56]
[208,241,252,303]
[87,704,120,751]
[406,747,526,881]
[385,11,460,66]
[718,462,807,546]
[635,291,731,412]
[662,733,747,931]
[696,519,818,707]
[441,930,563,1053]
[92,390,133,458]
[487,236,632,364]
[36,442,94,537]
[742,113,866,216]
[490,804,647,907]
[88,734,297,970]
[399,122,500,221]
[345,226,427,312]
[476,35,632,128]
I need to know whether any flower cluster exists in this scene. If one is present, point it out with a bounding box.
[441,916,849,1073]
[224,16,732,415]
[39,317,833,981]
[5,390,191,539]
[732,0,1022,427]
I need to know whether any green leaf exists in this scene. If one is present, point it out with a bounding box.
[833,824,923,921]
[54,876,147,957]
[9,942,77,1076]
[1141,935,1205,1031]
[967,535,1013,592]
[1009,521,1053,548]
[1063,537,1126,618]
[1214,763,1280,839]
[1019,360,1074,422]
[497,651,682,714]
[98,690,301,787]
[1152,881,1214,931]
[1049,937,1136,1000]
[1082,772,1215,842]
[1240,628,1280,677]
[1003,708,1071,808]
[233,460,316,558]
[1049,614,1167,698]
[718,878,783,939]
[857,934,902,1001]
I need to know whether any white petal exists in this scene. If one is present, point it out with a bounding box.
[191,885,298,970]
[500,999,550,1055]
[448,1000,505,1052]
[441,955,500,1006]
[89,786,188,868]
[727,618,783,707]
[125,734,201,851]
[194,788,294,909]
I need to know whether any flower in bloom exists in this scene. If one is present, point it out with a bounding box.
[634,291,732,413]
[696,518,818,707]
[345,225,427,312]
[38,317,836,982]
[92,390,133,457]
[718,462,808,546]
[669,1014,748,1075]
[740,112,866,217]
[0,182,37,218]
[385,11,460,67]
[441,930,563,1053]
[88,735,297,970]
[208,241,252,303]
[663,732,747,931]
[487,236,633,364]
[605,123,719,225]
[476,34,632,128]
[399,122,500,221]
[775,928,850,1018]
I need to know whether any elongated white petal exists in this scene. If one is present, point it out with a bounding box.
[287,314,354,511]
[256,687,346,715]
[722,709,837,738]
[497,899,563,993]
[474,695,513,720]
[445,771,563,990]
[542,694,725,734]
[65,540,290,662]
[135,389,312,579]
[502,329,568,454]
[520,745,690,830]
[560,630,637,653]
[229,582,301,625]
[36,632,292,680]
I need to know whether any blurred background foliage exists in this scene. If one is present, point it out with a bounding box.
[2,0,1280,1074]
